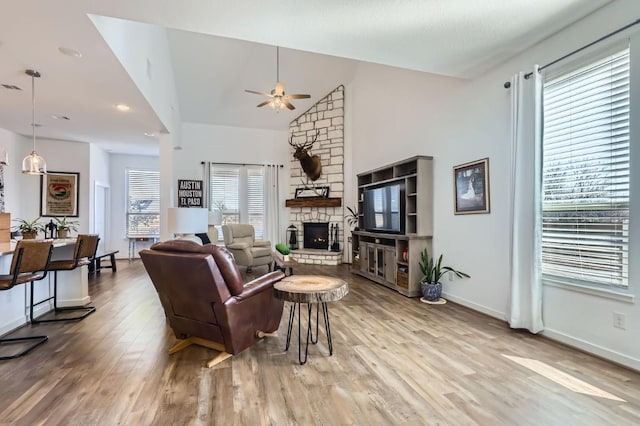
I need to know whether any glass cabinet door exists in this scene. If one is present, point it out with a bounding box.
[368,245,376,274]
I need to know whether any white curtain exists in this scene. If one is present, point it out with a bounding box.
[264,164,282,244]
[508,68,544,333]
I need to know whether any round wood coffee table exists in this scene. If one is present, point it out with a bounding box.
[273,275,349,364]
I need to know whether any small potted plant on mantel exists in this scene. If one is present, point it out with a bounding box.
[13,217,44,239]
[419,248,470,303]
[54,217,79,239]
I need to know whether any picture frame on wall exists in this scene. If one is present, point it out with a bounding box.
[40,171,80,217]
[453,158,490,215]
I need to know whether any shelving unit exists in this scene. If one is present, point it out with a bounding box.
[351,156,433,297]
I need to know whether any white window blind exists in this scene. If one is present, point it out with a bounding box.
[126,169,160,236]
[210,165,265,239]
[542,47,630,289]
[247,167,265,239]
[211,166,240,224]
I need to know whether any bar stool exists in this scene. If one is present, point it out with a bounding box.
[30,234,99,324]
[0,240,53,360]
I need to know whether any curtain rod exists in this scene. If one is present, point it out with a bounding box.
[504,18,640,88]
[201,161,284,167]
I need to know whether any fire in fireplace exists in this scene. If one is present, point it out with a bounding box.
[303,222,329,250]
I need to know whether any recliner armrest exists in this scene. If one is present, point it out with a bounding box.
[227,242,251,250]
[253,240,271,247]
[232,271,285,302]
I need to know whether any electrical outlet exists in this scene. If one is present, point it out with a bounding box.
[613,312,626,330]
[348,236,352,242]
[448,271,453,281]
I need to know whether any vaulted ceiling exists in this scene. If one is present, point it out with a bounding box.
[0,0,612,154]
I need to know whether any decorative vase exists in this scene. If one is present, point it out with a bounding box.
[22,232,37,240]
[421,282,442,302]
[58,229,69,239]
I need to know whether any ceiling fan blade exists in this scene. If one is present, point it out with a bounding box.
[245,89,272,97]
[256,99,273,108]
[286,94,311,99]
[283,100,295,110]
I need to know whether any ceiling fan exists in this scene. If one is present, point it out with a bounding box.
[245,46,310,111]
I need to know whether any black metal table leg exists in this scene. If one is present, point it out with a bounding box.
[285,303,296,351]
[298,303,313,365]
[309,303,319,344]
[321,302,333,355]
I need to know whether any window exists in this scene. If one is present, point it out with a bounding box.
[210,165,265,239]
[126,169,160,236]
[541,47,630,289]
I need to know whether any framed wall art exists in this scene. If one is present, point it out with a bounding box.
[295,186,330,199]
[453,158,490,215]
[40,171,79,217]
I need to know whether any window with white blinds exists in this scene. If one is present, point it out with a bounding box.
[210,165,265,239]
[541,47,630,289]
[126,169,160,236]
[247,168,265,239]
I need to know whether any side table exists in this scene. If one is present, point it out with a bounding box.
[271,251,298,276]
[273,275,349,364]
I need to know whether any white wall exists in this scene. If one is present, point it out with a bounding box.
[89,144,110,236]
[16,137,91,232]
[178,122,289,179]
[0,129,93,334]
[91,16,183,245]
[174,122,290,240]
[109,153,159,258]
[350,0,640,369]
[439,0,640,370]
[0,128,28,219]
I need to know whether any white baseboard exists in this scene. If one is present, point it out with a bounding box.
[441,292,640,372]
[542,328,640,372]
[0,317,27,336]
[441,292,506,321]
[0,303,52,336]
[57,296,92,308]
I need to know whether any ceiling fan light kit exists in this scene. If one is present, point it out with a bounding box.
[245,46,311,112]
[22,69,47,175]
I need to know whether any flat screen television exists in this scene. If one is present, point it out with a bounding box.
[363,183,405,233]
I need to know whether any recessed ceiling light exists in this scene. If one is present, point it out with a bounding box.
[51,114,70,120]
[115,103,130,112]
[144,132,155,137]
[58,47,82,58]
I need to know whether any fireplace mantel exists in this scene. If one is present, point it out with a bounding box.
[285,198,342,208]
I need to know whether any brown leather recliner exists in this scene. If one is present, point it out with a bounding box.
[140,240,285,367]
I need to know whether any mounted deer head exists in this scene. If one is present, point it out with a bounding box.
[289,131,322,181]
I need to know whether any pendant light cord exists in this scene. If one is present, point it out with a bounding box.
[31,72,36,152]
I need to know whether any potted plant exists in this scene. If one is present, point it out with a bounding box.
[346,206,359,230]
[13,217,44,239]
[54,217,79,238]
[419,247,470,302]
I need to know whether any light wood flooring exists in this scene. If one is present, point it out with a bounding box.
[0,261,639,425]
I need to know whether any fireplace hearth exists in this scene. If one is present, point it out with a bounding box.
[303,222,329,250]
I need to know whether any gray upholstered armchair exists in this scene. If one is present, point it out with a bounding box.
[221,224,272,271]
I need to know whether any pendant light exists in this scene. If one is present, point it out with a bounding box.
[22,69,47,175]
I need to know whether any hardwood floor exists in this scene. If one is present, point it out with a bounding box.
[0,261,639,425]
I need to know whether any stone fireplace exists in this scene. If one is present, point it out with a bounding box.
[287,86,344,266]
